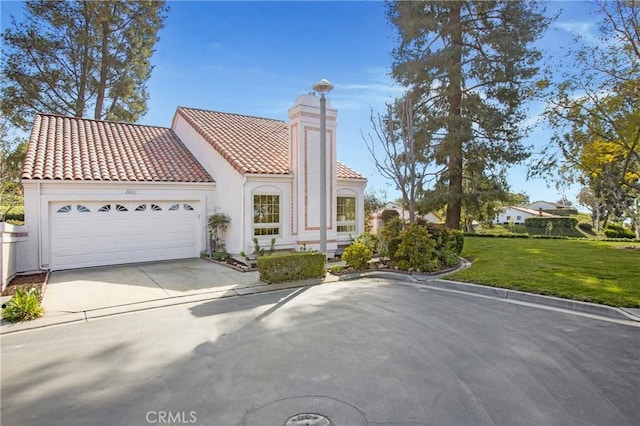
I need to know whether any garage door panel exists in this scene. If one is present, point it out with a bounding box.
[49,200,200,270]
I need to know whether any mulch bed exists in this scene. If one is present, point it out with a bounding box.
[329,260,460,277]
[205,257,257,272]
[2,273,47,297]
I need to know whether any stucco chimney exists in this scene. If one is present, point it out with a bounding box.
[287,94,338,252]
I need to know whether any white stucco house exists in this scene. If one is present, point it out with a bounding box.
[493,206,555,225]
[17,93,366,272]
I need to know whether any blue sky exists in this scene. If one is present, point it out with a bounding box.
[1,1,602,207]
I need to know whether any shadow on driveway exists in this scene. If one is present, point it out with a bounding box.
[43,258,263,315]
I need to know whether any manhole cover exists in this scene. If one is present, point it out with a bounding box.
[285,413,332,426]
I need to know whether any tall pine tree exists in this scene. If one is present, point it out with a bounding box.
[388,1,551,229]
[1,0,168,128]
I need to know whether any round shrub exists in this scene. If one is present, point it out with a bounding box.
[354,232,379,254]
[394,224,438,272]
[578,222,593,231]
[342,241,372,270]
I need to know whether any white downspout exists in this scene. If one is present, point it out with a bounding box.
[37,181,46,270]
[241,175,247,256]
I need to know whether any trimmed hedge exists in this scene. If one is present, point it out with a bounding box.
[257,252,326,283]
[604,224,635,239]
[525,217,578,228]
[465,233,533,238]
[544,208,578,216]
[578,222,593,231]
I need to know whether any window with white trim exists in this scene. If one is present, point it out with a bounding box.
[337,196,356,234]
[253,194,280,236]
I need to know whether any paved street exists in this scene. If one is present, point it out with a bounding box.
[2,279,639,426]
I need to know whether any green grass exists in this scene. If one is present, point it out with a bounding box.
[448,237,640,307]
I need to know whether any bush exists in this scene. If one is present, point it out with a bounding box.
[353,232,379,254]
[380,217,404,257]
[464,233,531,238]
[257,252,326,283]
[380,209,400,223]
[342,241,372,270]
[387,236,402,260]
[394,224,439,272]
[212,251,230,261]
[545,208,578,216]
[419,222,464,263]
[604,224,635,239]
[525,217,578,228]
[2,287,44,322]
[578,222,593,231]
[1,211,24,222]
[449,230,464,255]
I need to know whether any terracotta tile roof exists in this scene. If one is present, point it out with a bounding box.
[175,107,365,179]
[22,114,214,183]
[337,161,366,180]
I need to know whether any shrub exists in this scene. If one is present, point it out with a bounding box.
[394,224,439,272]
[353,232,379,254]
[2,287,44,322]
[578,222,593,231]
[1,212,24,223]
[342,241,372,270]
[387,236,403,260]
[524,217,578,228]
[212,251,230,261]
[419,222,463,262]
[257,252,325,283]
[449,230,464,255]
[380,216,404,240]
[328,265,343,274]
[440,249,460,267]
[464,233,531,238]
[545,208,578,216]
[381,209,400,223]
[604,224,635,239]
[252,237,276,257]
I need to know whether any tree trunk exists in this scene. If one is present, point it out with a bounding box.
[74,6,91,117]
[94,6,112,120]
[445,2,463,230]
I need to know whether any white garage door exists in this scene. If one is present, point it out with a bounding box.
[49,201,200,270]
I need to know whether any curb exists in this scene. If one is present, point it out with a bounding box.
[421,278,640,322]
[2,268,637,334]
[0,277,337,335]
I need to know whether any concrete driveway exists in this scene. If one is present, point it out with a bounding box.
[43,258,262,315]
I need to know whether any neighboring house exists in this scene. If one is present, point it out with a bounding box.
[527,200,572,212]
[493,206,555,225]
[19,93,366,271]
[369,202,442,234]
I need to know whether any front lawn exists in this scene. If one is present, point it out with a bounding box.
[447,237,640,307]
